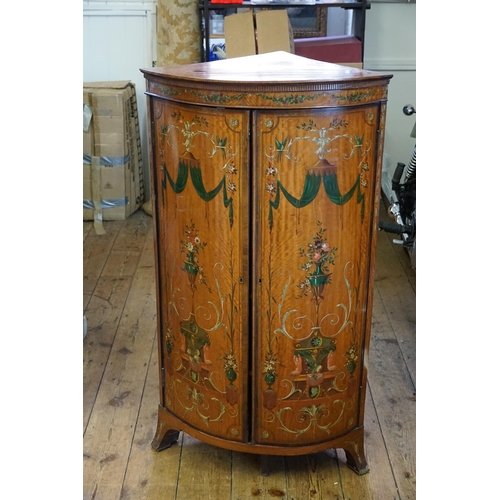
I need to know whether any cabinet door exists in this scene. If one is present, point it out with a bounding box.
[151,99,250,442]
[253,105,380,446]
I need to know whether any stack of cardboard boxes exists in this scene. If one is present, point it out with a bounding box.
[83,81,144,232]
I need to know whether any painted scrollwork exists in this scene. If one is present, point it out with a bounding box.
[172,379,226,427]
[274,402,346,437]
[276,259,355,344]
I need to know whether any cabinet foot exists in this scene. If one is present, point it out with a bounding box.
[151,405,180,452]
[343,430,369,475]
[260,455,270,476]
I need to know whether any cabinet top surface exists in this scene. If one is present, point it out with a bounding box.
[141,52,392,86]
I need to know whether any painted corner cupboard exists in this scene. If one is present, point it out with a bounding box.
[140,52,392,474]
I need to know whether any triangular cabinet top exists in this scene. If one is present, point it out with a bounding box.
[140,52,393,109]
[141,51,392,86]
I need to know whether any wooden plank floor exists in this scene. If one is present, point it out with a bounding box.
[83,205,416,500]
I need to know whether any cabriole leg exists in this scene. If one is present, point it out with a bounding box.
[151,405,180,452]
[343,432,369,475]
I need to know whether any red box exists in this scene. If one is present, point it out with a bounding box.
[293,35,362,64]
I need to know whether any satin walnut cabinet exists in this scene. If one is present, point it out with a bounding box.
[140,52,392,474]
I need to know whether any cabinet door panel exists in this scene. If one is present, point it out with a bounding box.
[253,106,380,446]
[152,99,250,442]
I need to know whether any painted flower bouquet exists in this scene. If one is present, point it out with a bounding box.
[180,221,209,289]
[297,221,338,300]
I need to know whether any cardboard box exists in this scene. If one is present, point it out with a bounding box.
[225,11,256,59]
[293,35,362,66]
[255,10,295,55]
[224,10,294,59]
[83,81,144,224]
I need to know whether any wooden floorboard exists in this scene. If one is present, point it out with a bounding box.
[83,207,416,500]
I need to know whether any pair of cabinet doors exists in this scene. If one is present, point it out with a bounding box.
[151,97,381,448]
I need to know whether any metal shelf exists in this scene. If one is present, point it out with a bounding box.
[199,0,369,62]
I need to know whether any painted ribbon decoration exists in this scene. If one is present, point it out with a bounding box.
[269,171,365,230]
[162,158,234,227]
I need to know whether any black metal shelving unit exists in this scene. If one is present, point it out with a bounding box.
[198,0,370,62]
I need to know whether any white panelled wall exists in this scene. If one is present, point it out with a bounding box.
[82,1,416,201]
[83,1,157,198]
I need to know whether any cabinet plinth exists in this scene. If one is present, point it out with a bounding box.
[141,52,392,475]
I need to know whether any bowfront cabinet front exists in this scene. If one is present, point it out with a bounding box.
[141,52,392,474]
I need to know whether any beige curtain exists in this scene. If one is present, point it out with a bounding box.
[157,0,201,66]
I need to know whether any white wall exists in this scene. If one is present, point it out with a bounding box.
[363,2,416,200]
[326,7,349,36]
